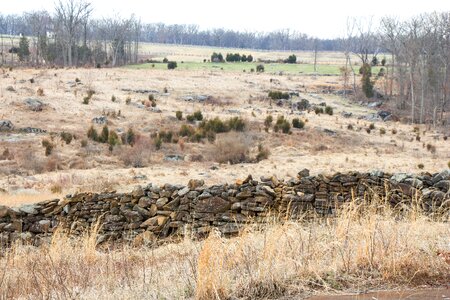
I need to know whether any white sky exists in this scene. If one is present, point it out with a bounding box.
[3,0,450,38]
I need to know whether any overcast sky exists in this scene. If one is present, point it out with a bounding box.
[3,0,450,38]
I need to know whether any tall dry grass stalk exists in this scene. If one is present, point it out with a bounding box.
[0,196,448,299]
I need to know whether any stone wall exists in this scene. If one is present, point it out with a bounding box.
[1,170,449,246]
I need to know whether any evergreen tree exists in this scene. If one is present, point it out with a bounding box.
[18,36,30,62]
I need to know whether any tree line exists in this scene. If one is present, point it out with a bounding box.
[342,13,449,126]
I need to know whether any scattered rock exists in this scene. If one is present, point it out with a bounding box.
[164,154,184,161]
[24,98,45,111]
[92,116,107,125]
[0,120,14,131]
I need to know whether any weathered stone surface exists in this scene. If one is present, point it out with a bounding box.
[156,197,169,208]
[29,220,51,233]
[178,187,190,196]
[19,204,39,215]
[195,196,230,214]
[24,98,45,111]
[132,186,145,198]
[138,197,152,208]
[0,120,14,131]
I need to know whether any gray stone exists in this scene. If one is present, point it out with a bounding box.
[156,197,169,208]
[434,180,450,192]
[178,187,190,196]
[24,98,45,111]
[390,173,409,184]
[132,186,145,198]
[0,120,14,131]
[298,168,310,178]
[138,197,152,208]
[92,116,107,124]
[19,204,39,215]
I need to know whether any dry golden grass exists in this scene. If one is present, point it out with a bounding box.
[0,192,63,207]
[1,199,448,299]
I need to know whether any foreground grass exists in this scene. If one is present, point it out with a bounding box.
[0,205,448,299]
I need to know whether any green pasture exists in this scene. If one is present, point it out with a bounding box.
[127,61,384,76]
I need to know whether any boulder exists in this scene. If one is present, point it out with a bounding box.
[0,120,14,131]
[24,98,45,111]
[92,116,107,125]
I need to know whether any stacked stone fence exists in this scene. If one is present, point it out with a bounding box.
[0,169,448,246]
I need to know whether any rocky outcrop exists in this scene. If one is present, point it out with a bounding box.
[0,170,448,246]
[24,98,45,111]
[0,120,14,131]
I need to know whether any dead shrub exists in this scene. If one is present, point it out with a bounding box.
[119,136,153,168]
[211,132,251,164]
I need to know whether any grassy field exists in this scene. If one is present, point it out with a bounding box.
[127,61,347,75]
[127,61,383,75]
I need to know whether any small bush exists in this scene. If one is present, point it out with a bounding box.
[159,131,173,143]
[81,139,88,147]
[264,115,273,128]
[369,123,375,130]
[42,139,54,156]
[416,135,421,142]
[108,131,120,147]
[75,78,81,83]
[417,163,424,169]
[36,87,44,96]
[292,118,305,129]
[347,124,354,130]
[162,57,168,63]
[154,137,162,150]
[87,126,98,141]
[227,116,245,131]
[285,54,297,64]
[126,96,131,105]
[274,116,291,134]
[426,144,436,154]
[268,90,289,100]
[256,64,264,72]
[60,132,73,144]
[392,129,397,135]
[193,111,203,121]
[380,128,386,135]
[176,111,183,120]
[126,128,136,146]
[111,95,117,102]
[83,96,90,105]
[167,61,177,69]
[186,115,195,123]
[256,144,270,162]
[366,128,371,134]
[325,106,333,115]
[179,124,195,137]
[315,107,324,114]
[99,125,109,143]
